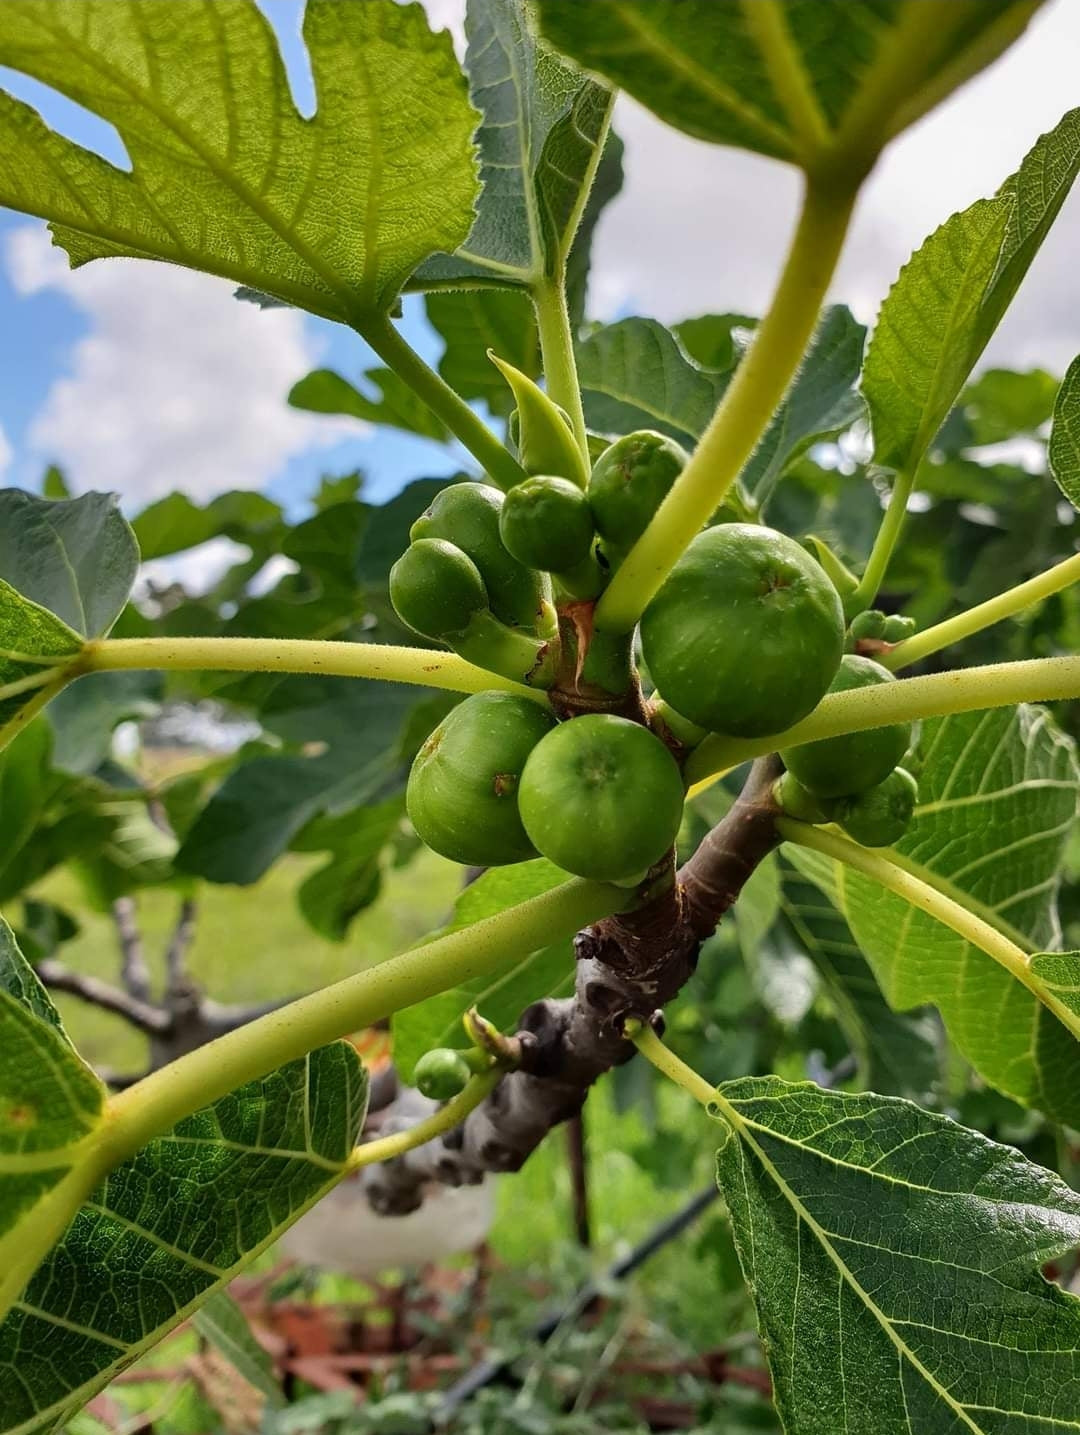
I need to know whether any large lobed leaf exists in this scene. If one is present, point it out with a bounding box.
[789,704,1080,1125]
[864,108,1080,471]
[714,1076,1080,1435]
[578,308,865,507]
[536,1,1042,168]
[0,0,480,324]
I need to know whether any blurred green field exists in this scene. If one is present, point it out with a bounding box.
[35,851,746,1350]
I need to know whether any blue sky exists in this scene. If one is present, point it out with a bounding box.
[3,0,1080,545]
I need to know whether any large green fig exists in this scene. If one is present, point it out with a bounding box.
[407,692,555,866]
[640,525,844,737]
[389,538,487,640]
[780,654,912,798]
[836,766,918,847]
[499,475,595,573]
[588,430,688,559]
[518,714,684,881]
[411,482,545,629]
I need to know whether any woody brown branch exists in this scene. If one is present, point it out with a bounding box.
[364,755,783,1214]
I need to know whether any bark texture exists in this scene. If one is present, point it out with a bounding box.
[364,757,782,1215]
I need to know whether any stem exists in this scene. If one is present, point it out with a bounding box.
[0,667,59,703]
[884,552,1080,671]
[848,467,914,615]
[85,636,548,705]
[778,817,1080,1042]
[685,655,1080,783]
[629,1022,718,1108]
[534,276,590,468]
[361,317,526,491]
[594,177,857,634]
[345,1068,502,1173]
[103,878,626,1162]
[0,672,72,754]
[741,0,828,156]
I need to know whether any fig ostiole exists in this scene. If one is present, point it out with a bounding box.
[517,713,685,881]
[779,654,912,799]
[411,481,548,631]
[640,524,845,737]
[407,692,556,867]
[836,766,918,847]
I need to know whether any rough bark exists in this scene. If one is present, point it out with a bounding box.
[364,756,782,1214]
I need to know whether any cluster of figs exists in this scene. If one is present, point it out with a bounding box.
[388,359,918,893]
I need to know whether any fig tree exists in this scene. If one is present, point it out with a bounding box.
[407,692,555,866]
[588,430,689,559]
[518,714,684,881]
[640,524,845,737]
[414,1048,472,1101]
[780,654,912,798]
[411,482,546,630]
[836,766,918,847]
[498,475,595,573]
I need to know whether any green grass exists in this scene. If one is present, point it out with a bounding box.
[35,849,462,1071]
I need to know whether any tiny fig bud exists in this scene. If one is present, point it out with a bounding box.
[414,1048,472,1101]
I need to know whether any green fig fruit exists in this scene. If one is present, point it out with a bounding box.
[411,482,546,630]
[414,1048,472,1100]
[640,524,844,737]
[588,430,689,560]
[407,692,556,866]
[780,654,912,799]
[836,766,918,847]
[518,714,684,881]
[498,475,596,573]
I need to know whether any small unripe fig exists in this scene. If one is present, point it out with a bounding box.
[773,771,838,825]
[390,538,487,639]
[882,614,917,643]
[849,610,888,642]
[836,766,918,847]
[640,525,844,737]
[414,1047,472,1100]
[780,654,912,799]
[518,714,684,881]
[407,692,555,866]
[588,430,689,557]
[411,483,545,629]
[498,475,595,572]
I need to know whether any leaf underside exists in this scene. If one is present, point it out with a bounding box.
[0,1042,367,1435]
[717,1077,1080,1435]
[0,0,480,323]
[789,705,1080,1125]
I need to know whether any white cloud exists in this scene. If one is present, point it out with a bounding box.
[588,0,1080,373]
[0,422,11,479]
[4,226,358,505]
